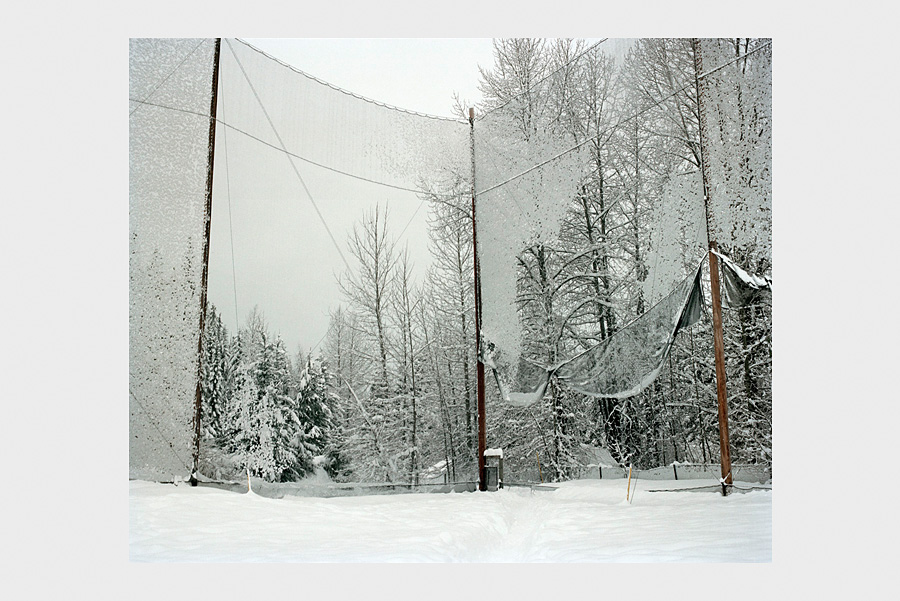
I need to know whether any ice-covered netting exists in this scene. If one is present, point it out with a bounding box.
[130,38,217,480]
[714,251,772,308]
[221,39,470,194]
[475,108,589,400]
[555,263,704,399]
[489,261,705,407]
[643,171,708,305]
[701,39,772,261]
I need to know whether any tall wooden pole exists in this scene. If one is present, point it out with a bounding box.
[191,37,221,486]
[692,38,733,495]
[470,107,487,491]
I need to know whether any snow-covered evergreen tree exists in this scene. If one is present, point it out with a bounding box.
[200,304,230,441]
[295,357,348,478]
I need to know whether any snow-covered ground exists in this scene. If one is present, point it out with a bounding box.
[130,477,771,562]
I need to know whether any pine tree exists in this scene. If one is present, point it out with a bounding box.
[200,304,230,441]
[197,303,235,478]
[296,357,347,478]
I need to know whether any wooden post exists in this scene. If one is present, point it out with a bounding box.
[626,465,632,501]
[693,38,733,495]
[708,243,733,494]
[469,107,487,492]
[191,37,221,486]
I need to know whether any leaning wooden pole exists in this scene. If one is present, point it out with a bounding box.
[191,37,221,486]
[692,38,733,495]
[469,107,487,492]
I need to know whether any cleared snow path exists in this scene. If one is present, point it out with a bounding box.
[129,478,771,562]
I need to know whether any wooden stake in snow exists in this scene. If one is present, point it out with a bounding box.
[626,465,633,501]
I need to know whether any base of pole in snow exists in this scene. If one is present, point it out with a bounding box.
[720,469,733,496]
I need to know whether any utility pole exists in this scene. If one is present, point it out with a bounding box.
[469,107,487,491]
[692,38,733,496]
[191,37,221,486]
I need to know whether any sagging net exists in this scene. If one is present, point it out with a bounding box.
[554,265,704,398]
[472,38,771,405]
[715,250,772,308]
[475,108,589,403]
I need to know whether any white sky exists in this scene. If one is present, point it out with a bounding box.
[243,38,497,119]
[207,38,498,357]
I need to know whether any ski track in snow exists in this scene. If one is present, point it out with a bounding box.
[129,478,771,562]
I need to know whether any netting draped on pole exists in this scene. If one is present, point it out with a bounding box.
[130,38,217,480]
[472,39,771,407]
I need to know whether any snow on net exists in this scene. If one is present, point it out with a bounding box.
[555,262,704,399]
[475,108,588,400]
[130,38,217,480]
[485,258,705,407]
[642,171,708,305]
[131,39,473,480]
[714,250,772,307]
[700,39,772,260]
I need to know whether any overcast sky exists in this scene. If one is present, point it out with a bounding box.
[243,38,497,119]
[206,39,499,357]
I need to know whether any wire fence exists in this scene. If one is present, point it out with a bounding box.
[151,460,770,499]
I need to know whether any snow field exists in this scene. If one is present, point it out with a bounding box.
[130,478,771,562]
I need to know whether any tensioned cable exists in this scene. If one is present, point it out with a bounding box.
[128,97,459,200]
[475,40,772,197]
[396,196,429,243]
[234,38,469,124]
[645,483,771,493]
[227,39,355,272]
[129,38,207,118]
[218,74,242,333]
[309,329,330,355]
[477,38,608,121]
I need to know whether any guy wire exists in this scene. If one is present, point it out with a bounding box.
[226,38,353,272]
